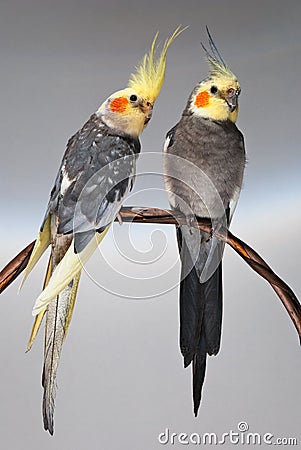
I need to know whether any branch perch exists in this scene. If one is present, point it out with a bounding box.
[1,206,300,341]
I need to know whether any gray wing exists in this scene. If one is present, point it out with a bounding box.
[44,114,140,252]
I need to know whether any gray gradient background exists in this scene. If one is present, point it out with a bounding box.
[1,0,301,448]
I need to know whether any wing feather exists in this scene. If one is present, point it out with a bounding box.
[32,227,109,315]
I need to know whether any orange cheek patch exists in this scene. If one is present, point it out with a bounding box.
[110,97,129,113]
[194,91,210,108]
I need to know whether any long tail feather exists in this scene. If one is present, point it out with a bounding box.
[26,255,52,352]
[192,334,207,416]
[24,221,109,433]
[42,272,80,435]
[177,226,223,416]
[29,261,81,352]
[27,309,46,353]
[64,272,81,335]
[40,228,81,435]
[20,215,51,290]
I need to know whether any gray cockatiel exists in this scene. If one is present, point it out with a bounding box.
[164,29,246,416]
[19,28,183,435]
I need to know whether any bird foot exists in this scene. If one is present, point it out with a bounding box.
[210,218,223,239]
[116,211,123,225]
[185,213,198,232]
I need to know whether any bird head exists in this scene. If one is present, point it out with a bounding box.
[190,28,240,123]
[97,27,185,137]
[98,88,154,137]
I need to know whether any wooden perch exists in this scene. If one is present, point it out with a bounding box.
[0,241,35,294]
[1,206,300,341]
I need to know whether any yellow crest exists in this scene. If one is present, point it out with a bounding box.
[202,27,237,81]
[127,26,186,104]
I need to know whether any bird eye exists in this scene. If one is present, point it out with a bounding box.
[130,94,138,102]
[210,86,218,94]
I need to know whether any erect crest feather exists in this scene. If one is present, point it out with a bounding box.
[202,26,236,80]
[128,26,186,104]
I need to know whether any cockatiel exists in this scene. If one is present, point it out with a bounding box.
[164,29,246,416]
[21,27,183,435]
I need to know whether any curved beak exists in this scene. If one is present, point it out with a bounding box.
[140,102,153,125]
[225,91,239,112]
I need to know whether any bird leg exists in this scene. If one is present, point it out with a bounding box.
[185,213,199,234]
[116,210,123,226]
[211,217,225,236]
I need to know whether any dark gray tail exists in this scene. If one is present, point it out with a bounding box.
[177,227,223,416]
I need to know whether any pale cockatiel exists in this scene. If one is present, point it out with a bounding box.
[21,27,183,435]
[164,29,246,416]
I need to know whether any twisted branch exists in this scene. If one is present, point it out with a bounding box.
[1,206,300,341]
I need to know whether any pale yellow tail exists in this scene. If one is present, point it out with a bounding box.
[26,256,52,352]
[20,215,51,291]
[26,227,85,434]
[32,227,109,315]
